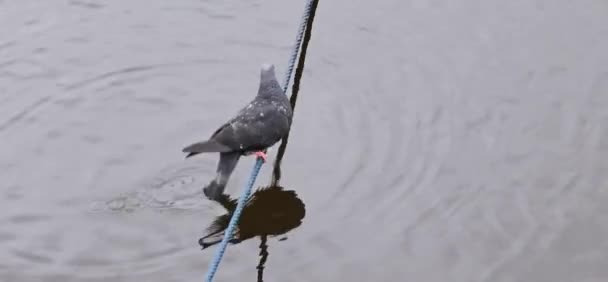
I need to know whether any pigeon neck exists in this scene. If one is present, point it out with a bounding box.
[257,76,282,98]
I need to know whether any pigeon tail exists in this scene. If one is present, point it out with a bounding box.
[183,140,232,158]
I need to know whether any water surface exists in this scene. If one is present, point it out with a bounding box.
[2,0,608,281]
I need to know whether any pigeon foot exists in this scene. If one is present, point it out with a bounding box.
[254,151,267,162]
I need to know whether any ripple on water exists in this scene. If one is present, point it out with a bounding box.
[1,56,234,278]
[92,160,216,212]
[57,220,186,279]
[68,0,105,10]
[0,232,17,243]
[10,249,54,265]
[8,214,52,224]
[2,161,219,279]
[309,55,453,227]
[0,59,223,134]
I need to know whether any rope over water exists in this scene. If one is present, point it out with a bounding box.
[272,0,320,187]
[203,1,320,281]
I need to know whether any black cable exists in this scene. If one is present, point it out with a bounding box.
[272,0,320,186]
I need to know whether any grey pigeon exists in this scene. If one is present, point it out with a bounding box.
[182,63,293,201]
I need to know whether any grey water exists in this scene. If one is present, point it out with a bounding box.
[1,0,608,281]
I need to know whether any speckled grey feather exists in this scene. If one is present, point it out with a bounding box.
[182,63,293,200]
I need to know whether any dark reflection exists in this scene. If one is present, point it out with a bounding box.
[256,235,269,282]
[199,185,305,281]
[199,185,305,248]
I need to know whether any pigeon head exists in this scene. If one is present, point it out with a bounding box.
[258,63,282,97]
[261,63,275,74]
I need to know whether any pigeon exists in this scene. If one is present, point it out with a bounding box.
[182,63,293,201]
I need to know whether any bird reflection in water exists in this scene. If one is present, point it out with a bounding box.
[198,185,305,281]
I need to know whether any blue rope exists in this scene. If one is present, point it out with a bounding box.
[203,160,262,282]
[282,0,316,93]
[203,1,316,281]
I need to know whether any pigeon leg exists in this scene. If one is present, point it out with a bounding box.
[203,152,241,201]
